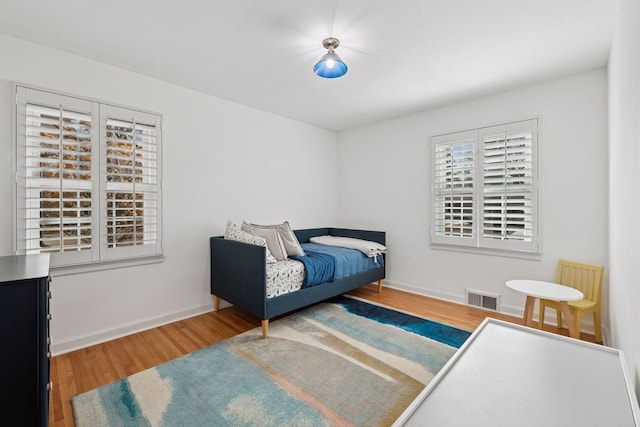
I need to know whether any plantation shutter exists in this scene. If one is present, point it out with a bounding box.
[431,119,538,254]
[101,105,162,260]
[16,87,100,266]
[432,131,476,247]
[16,86,163,268]
[480,120,538,252]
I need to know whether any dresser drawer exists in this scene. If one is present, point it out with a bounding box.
[0,254,51,427]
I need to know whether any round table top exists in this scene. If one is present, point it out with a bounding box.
[506,279,583,301]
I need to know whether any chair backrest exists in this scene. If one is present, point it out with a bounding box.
[556,260,604,303]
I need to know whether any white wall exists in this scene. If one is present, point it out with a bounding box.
[338,69,609,327]
[0,34,339,354]
[608,0,640,395]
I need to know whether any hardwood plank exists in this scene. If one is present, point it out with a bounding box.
[49,284,596,426]
[54,354,77,426]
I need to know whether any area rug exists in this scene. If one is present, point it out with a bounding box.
[72,296,471,427]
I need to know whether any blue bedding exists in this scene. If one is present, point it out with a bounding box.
[291,243,384,288]
[290,250,335,288]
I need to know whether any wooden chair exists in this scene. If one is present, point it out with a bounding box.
[538,260,604,342]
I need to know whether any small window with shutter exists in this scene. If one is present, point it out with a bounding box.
[15,86,162,268]
[431,119,539,255]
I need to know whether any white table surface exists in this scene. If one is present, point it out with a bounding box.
[393,319,639,427]
[506,279,583,300]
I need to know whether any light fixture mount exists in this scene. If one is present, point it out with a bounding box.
[321,37,340,51]
[314,37,348,79]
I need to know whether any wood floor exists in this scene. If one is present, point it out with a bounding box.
[49,284,597,426]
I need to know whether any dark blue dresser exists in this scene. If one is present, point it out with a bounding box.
[0,254,50,426]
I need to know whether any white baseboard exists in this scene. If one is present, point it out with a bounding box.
[383,279,466,305]
[51,303,213,356]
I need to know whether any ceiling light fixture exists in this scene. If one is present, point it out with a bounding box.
[313,37,348,79]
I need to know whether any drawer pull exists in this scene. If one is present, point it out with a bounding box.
[47,337,51,345]
[48,291,52,299]
[47,352,51,359]
[47,382,52,391]
[47,314,52,320]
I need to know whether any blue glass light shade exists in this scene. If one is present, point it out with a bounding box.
[313,51,348,78]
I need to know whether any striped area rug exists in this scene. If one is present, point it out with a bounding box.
[72,296,470,426]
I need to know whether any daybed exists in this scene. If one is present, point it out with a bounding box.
[210,227,386,338]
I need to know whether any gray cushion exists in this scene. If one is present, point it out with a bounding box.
[224,221,277,263]
[275,221,305,257]
[241,222,288,261]
[241,221,305,258]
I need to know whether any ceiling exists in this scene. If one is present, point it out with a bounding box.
[0,0,614,131]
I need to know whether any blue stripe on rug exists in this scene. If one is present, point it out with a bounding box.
[97,378,149,426]
[331,296,471,348]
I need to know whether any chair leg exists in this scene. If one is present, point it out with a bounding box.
[556,309,563,329]
[593,311,603,343]
[213,295,219,311]
[261,320,269,339]
[377,279,383,293]
[572,310,581,340]
[538,302,546,329]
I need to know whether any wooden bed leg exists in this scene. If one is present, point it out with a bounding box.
[213,295,220,311]
[377,279,383,293]
[261,320,269,339]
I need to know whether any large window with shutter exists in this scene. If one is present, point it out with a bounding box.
[15,86,162,268]
[431,119,539,254]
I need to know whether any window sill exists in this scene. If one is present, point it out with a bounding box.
[430,243,542,261]
[50,254,165,277]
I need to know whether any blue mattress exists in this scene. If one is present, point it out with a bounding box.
[300,242,383,280]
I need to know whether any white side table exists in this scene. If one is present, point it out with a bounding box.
[506,279,583,338]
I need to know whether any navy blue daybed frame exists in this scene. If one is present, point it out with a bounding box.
[210,227,385,338]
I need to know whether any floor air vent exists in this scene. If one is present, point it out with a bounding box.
[466,289,500,311]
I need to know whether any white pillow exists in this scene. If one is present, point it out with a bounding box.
[309,235,387,257]
[224,221,277,263]
[241,222,288,261]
